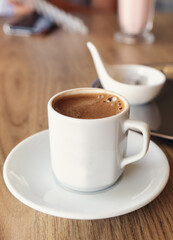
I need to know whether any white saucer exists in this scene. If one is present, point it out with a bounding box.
[3,130,169,220]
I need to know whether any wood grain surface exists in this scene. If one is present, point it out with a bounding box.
[0,12,173,240]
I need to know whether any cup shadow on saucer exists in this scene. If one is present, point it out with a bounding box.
[52,170,124,195]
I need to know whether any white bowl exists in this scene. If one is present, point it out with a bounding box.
[87,42,166,105]
[101,64,166,105]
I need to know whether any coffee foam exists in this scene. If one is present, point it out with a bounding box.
[52,92,125,119]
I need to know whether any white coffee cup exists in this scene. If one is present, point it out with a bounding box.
[48,88,150,192]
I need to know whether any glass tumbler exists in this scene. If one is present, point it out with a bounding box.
[114,0,156,44]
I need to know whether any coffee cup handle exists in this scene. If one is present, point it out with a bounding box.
[121,119,150,168]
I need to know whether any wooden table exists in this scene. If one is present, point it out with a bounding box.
[0,12,172,240]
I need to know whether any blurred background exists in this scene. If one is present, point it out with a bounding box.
[0,0,173,17]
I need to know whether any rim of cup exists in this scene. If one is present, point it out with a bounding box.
[48,88,130,121]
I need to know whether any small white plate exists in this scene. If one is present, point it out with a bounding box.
[3,130,169,220]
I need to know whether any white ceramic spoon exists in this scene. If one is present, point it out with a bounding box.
[87,42,166,105]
